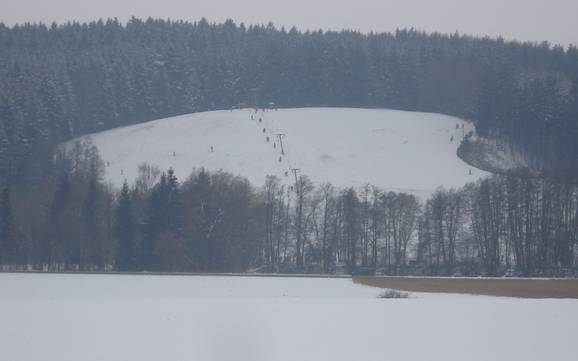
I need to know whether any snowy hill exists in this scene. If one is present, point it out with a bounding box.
[74,108,488,198]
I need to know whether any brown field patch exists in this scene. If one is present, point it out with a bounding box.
[354,276,578,298]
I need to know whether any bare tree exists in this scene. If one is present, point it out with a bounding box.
[293,175,314,268]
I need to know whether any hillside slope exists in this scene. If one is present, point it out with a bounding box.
[75,108,489,198]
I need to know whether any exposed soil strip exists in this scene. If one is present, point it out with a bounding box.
[354,276,578,299]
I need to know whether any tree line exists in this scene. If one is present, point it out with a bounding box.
[0,141,575,276]
[1,18,577,189]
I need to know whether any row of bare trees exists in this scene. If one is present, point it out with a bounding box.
[418,175,578,276]
[259,172,577,276]
[260,176,421,273]
[1,142,576,275]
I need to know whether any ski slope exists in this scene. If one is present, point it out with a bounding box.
[1,273,576,361]
[77,108,488,197]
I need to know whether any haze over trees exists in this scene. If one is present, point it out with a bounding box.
[0,18,576,275]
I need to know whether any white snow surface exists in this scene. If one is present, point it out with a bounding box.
[77,108,488,198]
[1,273,577,361]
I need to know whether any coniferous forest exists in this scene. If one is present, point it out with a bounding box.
[0,18,577,275]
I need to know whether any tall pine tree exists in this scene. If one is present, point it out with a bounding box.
[0,187,12,264]
[115,181,134,271]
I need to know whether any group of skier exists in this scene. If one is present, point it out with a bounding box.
[251,109,291,175]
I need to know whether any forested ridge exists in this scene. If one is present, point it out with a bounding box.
[0,17,577,185]
[0,18,577,275]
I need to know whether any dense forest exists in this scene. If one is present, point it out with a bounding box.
[0,18,577,275]
[0,17,577,187]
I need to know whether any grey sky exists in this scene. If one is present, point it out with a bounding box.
[1,0,576,46]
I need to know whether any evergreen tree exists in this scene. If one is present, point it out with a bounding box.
[44,173,71,267]
[143,169,183,270]
[81,178,100,268]
[115,181,134,271]
[0,187,12,263]
[143,173,167,270]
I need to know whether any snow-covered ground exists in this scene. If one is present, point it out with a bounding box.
[76,108,488,198]
[1,273,576,361]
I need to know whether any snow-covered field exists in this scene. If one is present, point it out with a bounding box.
[1,273,576,361]
[76,108,488,198]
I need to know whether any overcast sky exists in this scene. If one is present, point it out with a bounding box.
[1,0,576,46]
